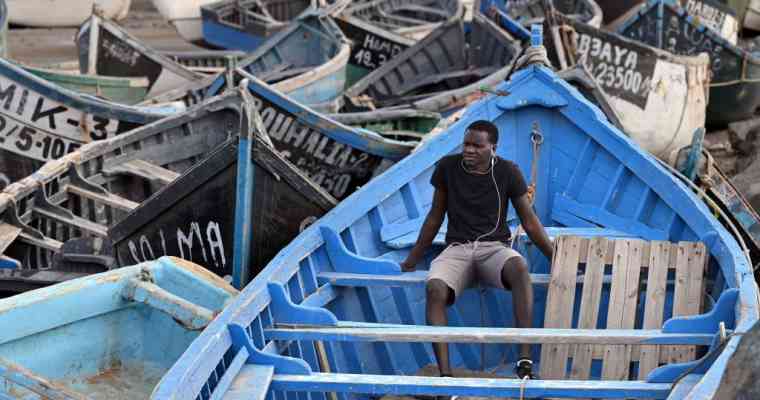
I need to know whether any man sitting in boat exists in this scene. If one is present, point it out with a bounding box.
[400,120,554,380]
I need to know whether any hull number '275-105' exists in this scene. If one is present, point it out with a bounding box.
[0,76,119,161]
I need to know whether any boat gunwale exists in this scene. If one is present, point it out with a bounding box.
[154,64,758,399]
[0,57,163,125]
[236,68,416,159]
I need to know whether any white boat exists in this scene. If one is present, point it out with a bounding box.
[151,0,217,44]
[6,0,131,27]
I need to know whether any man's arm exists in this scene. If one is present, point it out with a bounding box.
[400,188,447,272]
[513,194,553,261]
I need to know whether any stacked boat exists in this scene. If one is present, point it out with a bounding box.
[0,0,758,399]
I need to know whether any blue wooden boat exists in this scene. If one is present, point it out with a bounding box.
[206,12,351,112]
[153,33,759,399]
[0,256,238,398]
[200,0,313,51]
[343,11,520,115]
[77,12,204,98]
[335,0,463,87]
[616,0,760,125]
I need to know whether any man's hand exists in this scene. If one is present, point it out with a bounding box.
[400,258,417,272]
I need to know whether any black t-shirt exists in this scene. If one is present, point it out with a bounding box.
[431,154,528,244]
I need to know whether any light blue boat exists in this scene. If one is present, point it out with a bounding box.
[207,12,351,112]
[0,256,238,399]
[152,32,759,399]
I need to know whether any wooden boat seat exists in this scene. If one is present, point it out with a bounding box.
[539,236,709,381]
[102,160,179,186]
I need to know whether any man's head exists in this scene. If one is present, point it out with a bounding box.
[462,120,498,171]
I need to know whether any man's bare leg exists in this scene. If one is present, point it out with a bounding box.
[426,279,454,376]
[501,256,533,359]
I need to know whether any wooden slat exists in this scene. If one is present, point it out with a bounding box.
[103,159,179,185]
[638,241,671,379]
[539,236,582,379]
[264,325,715,345]
[569,237,608,380]
[65,185,139,212]
[601,240,643,381]
[667,242,707,363]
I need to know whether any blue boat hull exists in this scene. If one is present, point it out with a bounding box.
[155,61,758,399]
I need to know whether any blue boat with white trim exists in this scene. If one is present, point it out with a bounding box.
[152,30,759,399]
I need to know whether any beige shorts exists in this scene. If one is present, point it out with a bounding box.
[427,241,524,300]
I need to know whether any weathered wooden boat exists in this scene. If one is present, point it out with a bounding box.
[0,256,238,398]
[153,35,759,399]
[618,0,760,125]
[343,12,521,115]
[341,0,464,41]
[109,106,337,289]
[77,12,204,98]
[0,56,170,166]
[681,0,739,45]
[0,90,246,295]
[546,13,711,162]
[335,0,463,86]
[480,0,603,28]
[200,0,314,51]
[206,12,351,112]
[151,0,219,44]
[22,65,150,105]
[230,69,415,199]
[6,0,130,27]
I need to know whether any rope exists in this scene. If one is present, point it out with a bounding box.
[512,124,543,250]
[513,45,552,71]
[519,375,529,400]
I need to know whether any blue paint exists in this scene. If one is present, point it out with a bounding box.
[232,135,255,289]
[268,282,338,326]
[206,14,349,108]
[0,257,237,399]
[320,226,401,275]
[229,324,311,375]
[156,61,758,399]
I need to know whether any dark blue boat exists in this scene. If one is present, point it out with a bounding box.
[152,32,759,400]
[616,0,760,125]
[200,0,315,51]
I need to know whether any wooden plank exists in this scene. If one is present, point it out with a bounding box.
[569,237,608,380]
[264,325,714,345]
[539,236,582,379]
[638,241,671,379]
[65,184,139,212]
[601,239,643,381]
[103,159,179,185]
[269,372,672,399]
[668,242,707,363]
[223,363,274,400]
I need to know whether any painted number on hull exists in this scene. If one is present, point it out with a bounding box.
[0,76,117,161]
